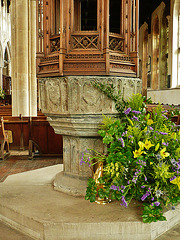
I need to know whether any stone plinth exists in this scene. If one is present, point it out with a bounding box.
[39,76,142,196]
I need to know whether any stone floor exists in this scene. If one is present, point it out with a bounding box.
[0,151,180,240]
[0,150,63,182]
[0,221,33,240]
[156,223,180,240]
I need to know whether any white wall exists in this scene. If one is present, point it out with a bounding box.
[148,88,180,105]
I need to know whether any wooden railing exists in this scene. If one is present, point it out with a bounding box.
[109,33,124,52]
[50,35,60,53]
[71,31,99,50]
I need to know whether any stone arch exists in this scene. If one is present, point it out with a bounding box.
[3,42,11,95]
[3,45,10,76]
[151,15,160,90]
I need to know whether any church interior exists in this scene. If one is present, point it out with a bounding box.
[0,0,180,239]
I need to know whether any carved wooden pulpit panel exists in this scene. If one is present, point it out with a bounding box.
[36,0,139,77]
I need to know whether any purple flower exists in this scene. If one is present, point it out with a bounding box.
[162,114,168,120]
[151,197,154,201]
[159,132,168,135]
[110,185,120,191]
[132,110,141,114]
[170,176,176,181]
[141,191,151,201]
[162,110,168,113]
[118,138,125,148]
[128,135,133,138]
[154,201,160,206]
[127,180,130,185]
[144,176,147,181]
[149,126,154,130]
[80,153,85,165]
[141,186,145,188]
[121,196,128,208]
[132,116,139,122]
[124,107,131,115]
[162,142,169,146]
[121,185,125,190]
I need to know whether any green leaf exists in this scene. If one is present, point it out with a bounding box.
[90,195,96,202]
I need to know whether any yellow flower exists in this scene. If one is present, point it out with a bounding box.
[170,176,180,190]
[171,132,177,140]
[155,143,160,151]
[144,139,154,150]
[160,148,170,159]
[133,148,143,158]
[138,141,145,150]
[147,119,154,125]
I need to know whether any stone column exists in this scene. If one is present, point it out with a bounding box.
[0,67,3,88]
[39,76,142,196]
[11,0,37,116]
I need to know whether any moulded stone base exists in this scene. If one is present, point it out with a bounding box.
[0,179,180,240]
[53,171,88,196]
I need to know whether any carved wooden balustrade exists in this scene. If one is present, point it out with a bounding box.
[36,0,139,77]
[50,35,60,53]
[71,31,99,50]
[109,33,124,52]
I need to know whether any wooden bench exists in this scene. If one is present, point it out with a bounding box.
[28,117,63,159]
[0,117,10,160]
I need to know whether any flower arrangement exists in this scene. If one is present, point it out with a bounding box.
[81,93,180,223]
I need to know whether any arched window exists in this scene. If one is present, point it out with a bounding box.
[74,0,97,31]
[109,0,122,34]
[51,0,60,35]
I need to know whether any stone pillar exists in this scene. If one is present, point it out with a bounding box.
[39,76,142,196]
[0,67,3,88]
[11,0,37,116]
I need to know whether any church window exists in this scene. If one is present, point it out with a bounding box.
[109,0,122,34]
[74,0,97,31]
[53,0,60,34]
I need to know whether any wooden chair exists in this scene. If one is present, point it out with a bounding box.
[0,117,10,160]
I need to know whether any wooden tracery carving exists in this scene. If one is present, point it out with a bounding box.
[36,0,139,77]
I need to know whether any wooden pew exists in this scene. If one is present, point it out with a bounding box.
[0,117,10,160]
[28,117,63,159]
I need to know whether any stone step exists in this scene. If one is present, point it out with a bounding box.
[0,166,179,240]
[0,221,33,240]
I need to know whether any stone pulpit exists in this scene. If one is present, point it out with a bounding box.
[36,0,141,195]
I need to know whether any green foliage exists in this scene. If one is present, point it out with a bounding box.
[81,90,180,223]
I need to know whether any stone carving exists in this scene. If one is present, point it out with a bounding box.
[47,79,61,112]
[39,76,141,115]
[63,136,71,173]
[70,78,80,112]
[39,80,48,111]
[81,82,102,112]
[61,78,68,112]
